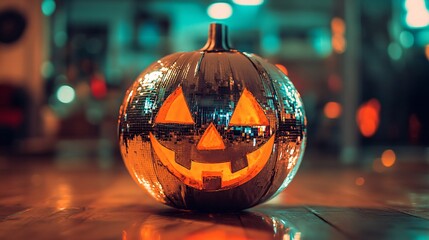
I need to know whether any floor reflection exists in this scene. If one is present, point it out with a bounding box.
[123,209,301,240]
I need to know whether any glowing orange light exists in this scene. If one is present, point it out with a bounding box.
[324,102,342,119]
[331,17,346,53]
[425,44,429,60]
[355,177,365,186]
[275,64,288,75]
[186,229,247,240]
[356,99,380,137]
[332,36,346,53]
[56,183,71,211]
[139,222,161,240]
[381,149,396,167]
[331,17,345,34]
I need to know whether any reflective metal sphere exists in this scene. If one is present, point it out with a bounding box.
[118,23,306,211]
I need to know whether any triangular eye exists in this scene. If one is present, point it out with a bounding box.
[229,88,269,126]
[154,86,195,124]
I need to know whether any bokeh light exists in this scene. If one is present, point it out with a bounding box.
[404,0,429,28]
[331,17,345,34]
[207,3,233,20]
[275,64,288,75]
[357,99,380,137]
[41,0,56,16]
[312,28,332,57]
[262,35,281,55]
[324,102,342,119]
[381,149,396,167]
[355,177,365,186]
[388,42,402,60]
[331,17,346,53]
[41,61,54,78]
[233,0,264,6]
[425,44,429,60]
[54,31,67,47]
[56,85,75,104]
[399,31,414,48]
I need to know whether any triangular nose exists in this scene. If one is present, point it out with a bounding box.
[196,123,225,150]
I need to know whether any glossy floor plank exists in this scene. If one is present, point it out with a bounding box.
[0,150,429,240]
[309,207,429,240]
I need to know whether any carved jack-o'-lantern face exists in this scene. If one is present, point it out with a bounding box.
[118,23,306,211]
[150,86,274,191]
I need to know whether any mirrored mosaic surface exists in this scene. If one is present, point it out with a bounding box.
[118,25,306,211]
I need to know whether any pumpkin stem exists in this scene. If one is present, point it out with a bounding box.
[201,23,232,52]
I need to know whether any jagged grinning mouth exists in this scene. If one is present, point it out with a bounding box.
[149,132,275,191]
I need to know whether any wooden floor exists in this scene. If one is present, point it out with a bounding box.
[0,146,429,240]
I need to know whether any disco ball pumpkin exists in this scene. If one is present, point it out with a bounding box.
[118,23,306,211]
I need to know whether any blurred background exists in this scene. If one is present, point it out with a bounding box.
[1,0,429,168]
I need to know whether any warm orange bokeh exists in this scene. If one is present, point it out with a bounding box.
[356,99,380,137]
[332,35,346,53]
[381,149,396,167]
[324,101,342,119]
[331,17,346,53]
[331,17,345,34]
[275,64,288,75]
[355,177,365,186]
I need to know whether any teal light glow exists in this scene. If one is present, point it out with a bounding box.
[388,42,403,60]
[416,30,429,46]
[399,31,414,48]
[41,0,56,16]
[56,85,75,104]
[54,31,67,47]
[41,61,54,78]
[262,34,280,55]
[311,28,332,57]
